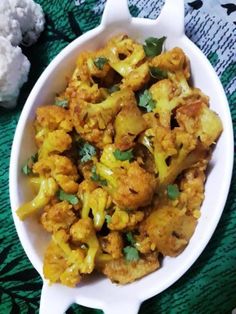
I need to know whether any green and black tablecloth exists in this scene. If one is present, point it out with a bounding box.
[0,0,235,313]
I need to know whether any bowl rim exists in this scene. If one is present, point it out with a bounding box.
[9,0,234,312]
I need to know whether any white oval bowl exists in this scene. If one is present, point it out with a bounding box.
[9,1,234,313]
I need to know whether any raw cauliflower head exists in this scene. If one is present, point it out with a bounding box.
[0,37,30,108]
[0,0,45,47]
[0,2,22,46]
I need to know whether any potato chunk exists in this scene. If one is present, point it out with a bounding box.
[103,253,159,284]
[142,206,197,256]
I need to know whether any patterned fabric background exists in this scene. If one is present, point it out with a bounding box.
[0,0,235,313]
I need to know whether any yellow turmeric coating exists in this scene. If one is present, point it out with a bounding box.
[41,201,76,233]
[70,218,100,274]
[35,105,73,147]
[17,177,58,220]
[99,231,124,259]
[107,207,144,231]
[17,34,223,287]
[38,130,72,159]
[33,155,79,194]
[106,34,150,91]
[140,205,197,256]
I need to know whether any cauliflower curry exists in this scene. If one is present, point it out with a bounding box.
[17,34,223,287]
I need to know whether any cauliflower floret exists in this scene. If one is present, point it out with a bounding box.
[0,0,44,46]
[35,105,72,131]
[139,115,209,186]
[99,231,124,259]
[64,63,109,110]
[75,50,113,84]
[33,155,79,194]
[107,207,144,231]
[78,179,97,218]
[135,234,155,254]
[163,130,208,186]
[179,164,207,217]
[103,252,159,284]
[88,188,112,230]
[0,6,22,46]
[35,105,73,147]
[121,62,150,91]
[114,102,147,151]
[107,209,129,230]
[44,230,85,287]
[149,79,181,128]
[43,240,69,285]
[9,0,45,46]
[106,34,150,91]
[70,218,100,274]
[150,47,190,78]
[141,205,197,256]
[45,228,105,286]
[0,37,30,108]
[176,100,223,147]
[16,177,58,220]
[70,88,136,148]
[96,160,156,209]
[41,201,76,233]
[76,178,112,230]
[94,144,156,208]
[65,79,106,104]
[38,130,72,159]
[150,47,190,95]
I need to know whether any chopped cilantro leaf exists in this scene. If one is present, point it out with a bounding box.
[167,184,180,200]
[113,149,133,162]
[91,166,99,181]
[58,190,79,205]
[105,214,112,224]
[21,163,32,175]
[138,90,156,112]
[91,166,108,186]
[79,142,96,163]
[143,36,166,57]
[55,99,69,108]
[149,66,168,80]
[123,246,139,262]
[94,57,108,70]
[126,232,135,246]
[21,153,38,176]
